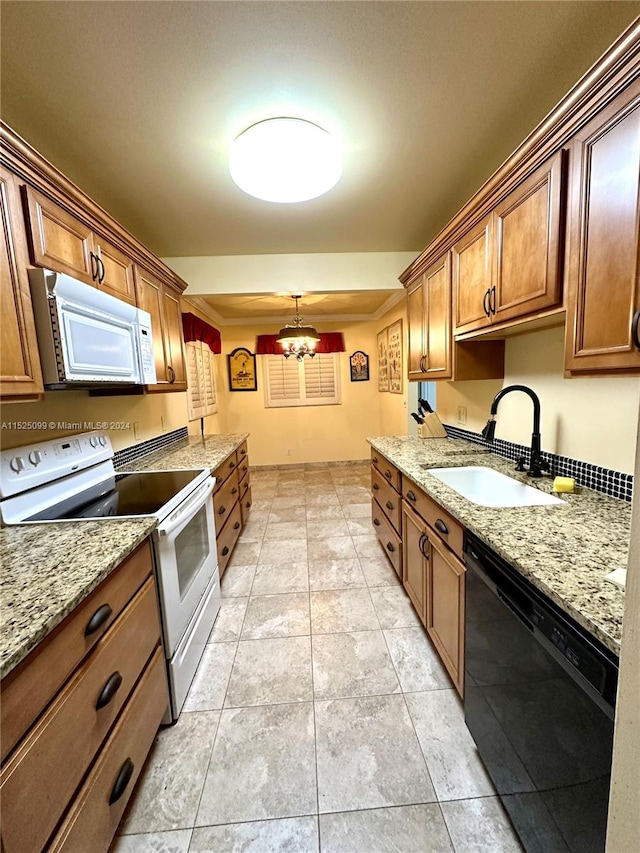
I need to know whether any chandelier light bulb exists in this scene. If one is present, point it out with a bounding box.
[229,118,343,203]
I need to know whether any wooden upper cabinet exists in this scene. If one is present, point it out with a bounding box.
[93,236,136,305]
[453,215,494,334]
[493,150,565,323]
[423,253,451,378]
[407,274,427,380]
[23,185,94,283]
[0,168,44,399]
[134,266,186,392]
[564,82,640,374]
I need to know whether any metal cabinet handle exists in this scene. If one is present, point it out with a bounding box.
[490,285,496,315]
[373,517,381,526]
[386,542,395,553]
[222,545,229,556]
[373,456,379,464]
[231,487,238,495]
[245,500,252,508]
[384,470,392,480]
[96,672,123,710]
[167,365,176,384]
[218,505,226,515]
[406,490,417,502]
[435,518,449,536]
[229,461,236,469]
[483,288,491,318]
[385,500,394,510]
[373,483,380,491]
[233,521,240,530]
[632,309,640,350]
[85,604,112,636]
[97,256,106,283]
[240,447,247,455]
[419,533,430,559]
[90,252,99,281]
[109,758,134,805]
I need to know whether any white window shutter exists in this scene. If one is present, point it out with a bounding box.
[266,356,301,404]
[304,353,338,401]
[186,341,218,420]
[264,353,340,407]
[202,347,218,414]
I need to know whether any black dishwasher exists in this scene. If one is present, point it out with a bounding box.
[464,533,618,853]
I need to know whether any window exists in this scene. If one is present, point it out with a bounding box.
[186,340,218,420]
[263,353,341,408]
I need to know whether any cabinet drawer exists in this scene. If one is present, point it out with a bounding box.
[1,578,161,853]
[1,539,153,762]
[240,485,252,526]
[371,498,402,578]
[237,452,250,481]
[402,480,464,561]
[371,466,401,533]
[213,471,240,535]
[47,647,168,853]
[213,452,238,491]
[217,501,243,577]
[370,451,401,493]
[239,469,250,499]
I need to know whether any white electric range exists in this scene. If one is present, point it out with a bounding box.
[0,431,220,721]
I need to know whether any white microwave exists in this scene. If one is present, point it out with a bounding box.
[28,269,157,388]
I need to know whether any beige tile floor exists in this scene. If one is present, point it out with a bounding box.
[113,463,523,853]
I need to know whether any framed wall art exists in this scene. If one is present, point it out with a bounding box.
[387,319,403,394]
[349,350,370,382]
[227,347,257,391]
[377,329,389,392]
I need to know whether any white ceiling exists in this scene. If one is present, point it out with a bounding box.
[2,2,638,261]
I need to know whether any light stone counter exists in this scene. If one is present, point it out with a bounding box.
[117,434,250,475]
[0,519,156,679]
[368,436,630,655]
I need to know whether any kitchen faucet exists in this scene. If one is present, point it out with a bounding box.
[481,384,549,478]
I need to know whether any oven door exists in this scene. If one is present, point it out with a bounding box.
[153,476,218,656]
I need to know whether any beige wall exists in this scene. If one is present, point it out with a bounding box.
[437,327,640,473]
[378,302,409,438]
[0,390,189,452]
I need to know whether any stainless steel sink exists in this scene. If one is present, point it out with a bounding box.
[426,466,565,507]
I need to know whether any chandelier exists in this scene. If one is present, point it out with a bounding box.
[276,295,320,360]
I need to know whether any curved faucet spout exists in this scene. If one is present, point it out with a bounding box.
[485,384,548,478]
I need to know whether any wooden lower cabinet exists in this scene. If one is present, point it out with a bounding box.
[0,539,169,853]
[402,503,428,623]
[426,533,466,696]
[212,444,251,577]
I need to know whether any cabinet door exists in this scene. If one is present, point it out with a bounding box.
[453,215,494,335]
[95,237,136,305]
[134,266,168,384]
[23,185,94,283]
[402,503,428,624]
[426,533,465,696]
[406,274,426,379]
[564,83,640,373]
[162,285,187,390]
[0,169,44,398]
[424,252,451,378]
[493,150,565,323]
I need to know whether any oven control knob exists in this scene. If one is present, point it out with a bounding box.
[28,451,42,467]
[98,436,108,447]
[9,456,25,473]
[90,436,98,448]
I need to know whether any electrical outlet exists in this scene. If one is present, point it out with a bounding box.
[457,406,467,425]
[287,449,293,456]
[133,422,141,440]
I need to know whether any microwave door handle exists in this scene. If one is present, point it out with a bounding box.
[157,478,216,538]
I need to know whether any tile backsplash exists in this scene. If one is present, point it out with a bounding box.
[444,424,633,502]
[113,427,188,469]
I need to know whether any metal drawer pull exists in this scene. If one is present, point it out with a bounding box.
[373,517,381,526]
[386,542,395,553]
[109,758,135,805]
[218,505,226,514]
[406,490,417,502]
[385,500,394,510]
[231,487,238,495]
[246,501,252,508]
[96,672,123,710]
[632,308,640,350]
[385,470,392,480]
[222,546,229,556]
[373,483,380,490]
[85,604,112,637]
[373,456,379,464]
[234,521,240,530]
[229,461,236,469]
[241,447,247,455]
[435,518,449,535]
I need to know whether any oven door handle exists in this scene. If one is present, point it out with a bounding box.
[157,477,216,537]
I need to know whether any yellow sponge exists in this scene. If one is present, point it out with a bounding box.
[553,476,575,493]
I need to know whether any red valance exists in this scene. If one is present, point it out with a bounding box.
[182,313,221,354]
[255,332,345,355]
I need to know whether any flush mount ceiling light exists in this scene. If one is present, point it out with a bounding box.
[276,295,320,359]
[229,118,343,203]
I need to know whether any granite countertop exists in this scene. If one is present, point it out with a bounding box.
[368,436,630,655]
[0,518,156,680]
[117,434,250,474]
